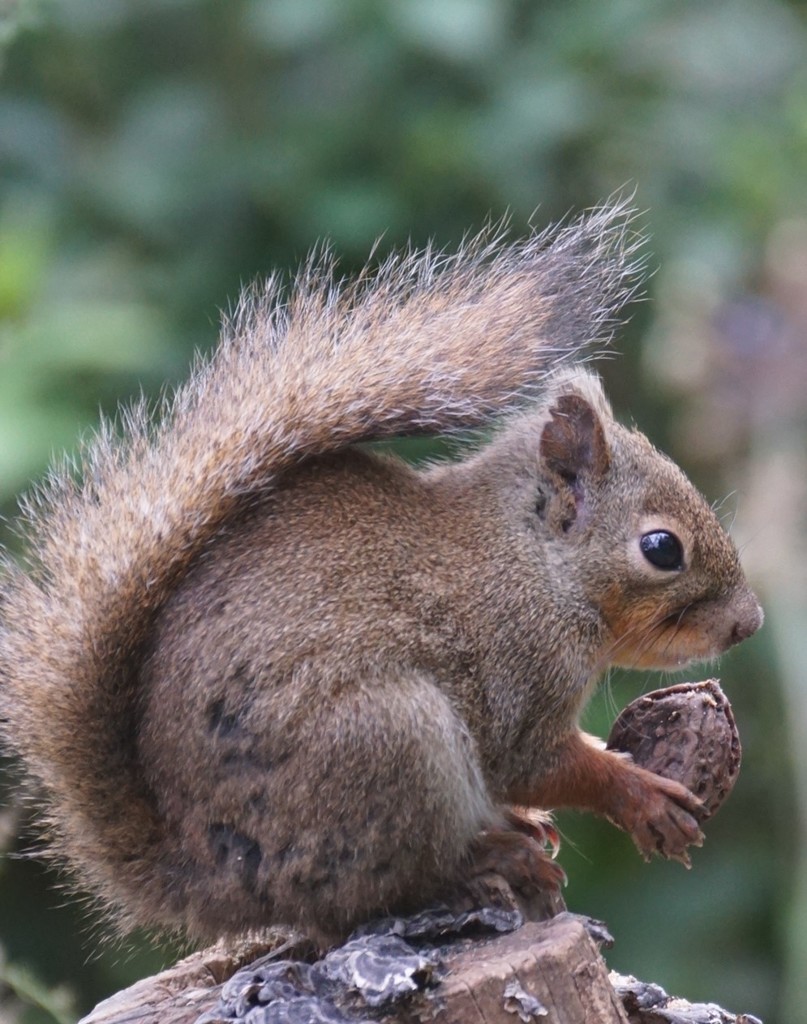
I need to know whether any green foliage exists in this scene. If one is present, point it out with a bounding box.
[1,1,803,1021]
[1,957,77,1024]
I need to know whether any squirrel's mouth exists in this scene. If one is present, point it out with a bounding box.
[606,591,763,671]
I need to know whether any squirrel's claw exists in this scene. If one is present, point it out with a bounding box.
[504,807,561,859]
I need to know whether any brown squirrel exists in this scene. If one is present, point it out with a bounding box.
[0,203,762,946]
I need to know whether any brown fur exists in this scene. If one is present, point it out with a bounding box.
[0,203,761,943]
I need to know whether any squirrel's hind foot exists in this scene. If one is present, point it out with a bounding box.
[444,825,567,924]
[465,824,567,896]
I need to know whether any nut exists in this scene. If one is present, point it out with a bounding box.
[605,679,741,819]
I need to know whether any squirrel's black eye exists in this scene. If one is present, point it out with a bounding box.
[640,530,684,571]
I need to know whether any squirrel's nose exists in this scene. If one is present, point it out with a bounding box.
[728,595,764,646]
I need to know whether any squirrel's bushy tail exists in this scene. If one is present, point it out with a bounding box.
[0,200,642,932]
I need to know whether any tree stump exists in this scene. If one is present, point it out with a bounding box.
[77,907,760,1024]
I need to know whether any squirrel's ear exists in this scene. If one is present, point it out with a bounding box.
[539,391,610,490]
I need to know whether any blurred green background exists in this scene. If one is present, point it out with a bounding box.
[0,0,805,1021]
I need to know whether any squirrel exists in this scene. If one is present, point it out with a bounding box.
[0,202,762,947]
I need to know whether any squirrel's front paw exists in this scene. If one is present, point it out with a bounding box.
[609,764,706,866]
